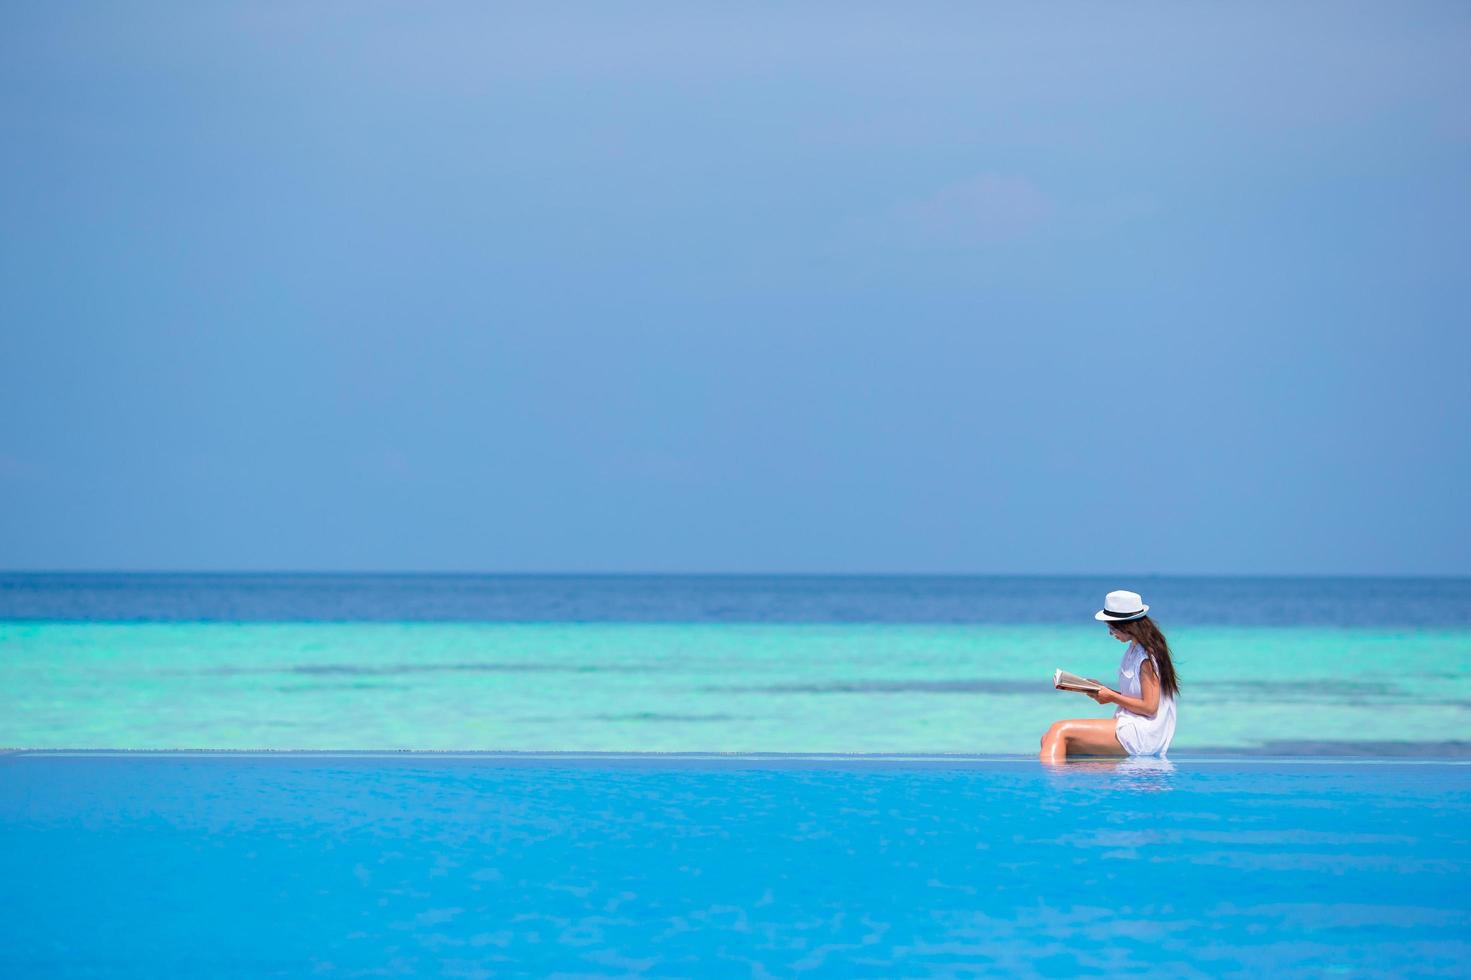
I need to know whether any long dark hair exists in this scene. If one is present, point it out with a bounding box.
[1110,616,1180,698]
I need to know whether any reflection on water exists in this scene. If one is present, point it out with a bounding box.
[1044,756,1177,792]
[1113,756,1177,791]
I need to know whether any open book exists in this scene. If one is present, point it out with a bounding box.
[1053,669,1103,694]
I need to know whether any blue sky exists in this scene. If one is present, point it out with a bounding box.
[2,2,1468,574]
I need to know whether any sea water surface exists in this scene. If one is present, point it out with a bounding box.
[3,574,1469,753]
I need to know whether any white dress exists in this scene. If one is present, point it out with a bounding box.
[1114,641,1176,757]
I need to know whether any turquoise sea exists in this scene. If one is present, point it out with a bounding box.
[3,574,1468,754]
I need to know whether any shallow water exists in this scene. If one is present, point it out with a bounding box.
[5,575,1470,754]
[4,621,1469,752]
[2,753,1468,977]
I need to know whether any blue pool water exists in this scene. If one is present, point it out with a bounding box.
[3,753,1468,977]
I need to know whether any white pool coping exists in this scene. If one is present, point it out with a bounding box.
[4,749,1469,766]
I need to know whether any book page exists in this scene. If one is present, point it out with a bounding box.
[1053,669,1102,693]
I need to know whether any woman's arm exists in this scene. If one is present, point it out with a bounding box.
[1090,659,1161,716]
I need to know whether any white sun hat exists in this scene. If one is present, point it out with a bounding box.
[1095,589,1149,622]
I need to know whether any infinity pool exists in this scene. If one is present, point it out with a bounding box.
[3,753,1468,976]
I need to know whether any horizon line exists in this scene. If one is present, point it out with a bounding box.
[2,569,1468,581]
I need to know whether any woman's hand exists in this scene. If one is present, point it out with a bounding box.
[1088,686,1116,705]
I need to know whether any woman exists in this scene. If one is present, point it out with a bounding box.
[1040,590,1179,763]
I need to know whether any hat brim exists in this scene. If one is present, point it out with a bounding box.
[1095,606,1148,622]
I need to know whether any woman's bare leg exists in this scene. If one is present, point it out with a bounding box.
[1039,718,1127,764]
